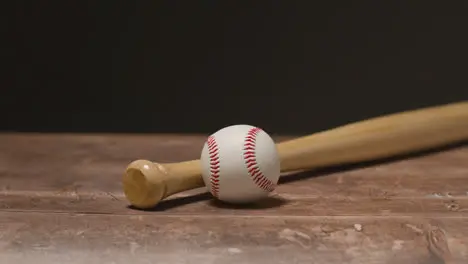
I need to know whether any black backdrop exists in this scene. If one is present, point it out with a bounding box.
[5,1,467,135]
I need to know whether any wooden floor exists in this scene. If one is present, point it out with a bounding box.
[0,133,467,264]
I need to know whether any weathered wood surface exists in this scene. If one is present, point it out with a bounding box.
[0,133,467,264]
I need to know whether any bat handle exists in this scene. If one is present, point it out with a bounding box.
[122,159,203,209]
[276,101,468,172]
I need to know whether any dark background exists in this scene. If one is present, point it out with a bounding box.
[5,1,467,135]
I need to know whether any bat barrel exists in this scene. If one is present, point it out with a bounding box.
[276,101,468,172]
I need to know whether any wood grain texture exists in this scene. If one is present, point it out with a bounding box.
[0,133,467,264]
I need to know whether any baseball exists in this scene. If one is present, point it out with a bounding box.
[200,124,281,203]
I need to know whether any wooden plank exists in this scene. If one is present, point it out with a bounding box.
[1,134,467,199]
[0,134,207,192]
[1,134,467,263]
[0,212,466,264]
[2,192,468,217]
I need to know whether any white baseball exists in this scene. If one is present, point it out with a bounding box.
[200,124,281,203]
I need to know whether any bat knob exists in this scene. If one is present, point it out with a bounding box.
[122,159,168,209]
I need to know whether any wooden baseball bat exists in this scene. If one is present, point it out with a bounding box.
[123,101,468,209]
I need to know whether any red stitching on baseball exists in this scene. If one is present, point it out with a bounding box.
[243,127,275,192]
[207,136,220,197]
